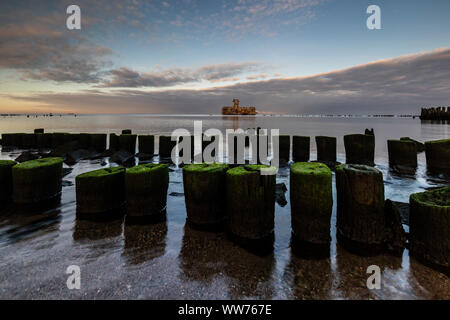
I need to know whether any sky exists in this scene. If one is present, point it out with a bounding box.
[0,0,449,114]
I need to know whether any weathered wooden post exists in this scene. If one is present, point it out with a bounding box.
[122,129,132,134]
[36,133,53,149]
[226,165,276,252]
[387,139,417,170]
[0,160,17,204]
[290,162,332,255]
[410,187,449,273]
[138,135,155,155]
[279,135,291,162]
[76,167,126,219]
[335,164,386,253]
[292,136,310,162]
[22,133,37,149]
[34,128,44,134]
[109,133,119,151]
[159,135,176,158]
[425,139,450,173]
[344,134,375,166]
[315,136,336,163]
[90,133,107,152]
[119,134,137,154]
[12,157,63,205]
[125,163,169,224]
[183,163,229,230]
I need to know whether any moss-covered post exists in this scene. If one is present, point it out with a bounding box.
[125,164,169,224]
[387,140,417,170]
[119,134,137,154]
[0,160,17,204]
[290,162,332,246]
[226,165,276,247]
[335,164,386,253]
[315,136,336,163]
[183,163,229,230]
[425,139,450,173]
[344,134,375,166]
[292,136,310,163]
[109,133,119,151]
[76,167,126,219]
[159,135,176,158]
[279,135,291,162]
[90,133,107,152]
[12,157,63,204]
[138,135,155,155]
[409,187,449,273]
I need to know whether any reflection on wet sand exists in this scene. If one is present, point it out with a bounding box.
[334,244,404,299]
[283,251,333,299]
[123,221,167,265]
[73,217,123,242]
[0,204,61,246]
[179,224,228,282]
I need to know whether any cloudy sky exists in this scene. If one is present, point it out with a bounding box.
[0,0,449,114]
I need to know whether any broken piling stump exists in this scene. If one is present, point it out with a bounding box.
[109,133,119,151]
[159,135,176,158]
[138,135,155,155]
[315,136,336,164]
[75,167,126,219]
[90,133,107,152]
[183,163,229,230]
[12,157,63,205]
[344,134,375,166]
[425,139,450,174]
[125,163,169,224]
[409,187,450,274]
[387,139,417,171]
[278,135,291,162]
[290,162,332,255]
[292,136,310,163]
[119,134,137,154]
[335,164,387,254]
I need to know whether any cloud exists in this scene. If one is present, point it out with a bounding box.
[98,62,264,88]
[0,7,112,83]
[3,48,450,115]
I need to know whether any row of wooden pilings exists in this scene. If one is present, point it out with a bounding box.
[1,129,449,174]
[1,136,449,274]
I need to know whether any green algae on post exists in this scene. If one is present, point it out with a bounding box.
[119,134,137,154]
[425,139,450,173]
[12,157,63,204]
[335,164,386,253]
[138,135,155,155]
[344,134,375,166]
[75,167,125,217]
[290,162,332,245]
[292,136,310,162]
[0,160,17,203]
[315,136,336,163]
[183,163,229,229]
[409,187,450,272]
[387,139,417,169]
[125,163,169,223]
[226,165,276,241]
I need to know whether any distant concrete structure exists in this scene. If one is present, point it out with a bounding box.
[222,99,257,115]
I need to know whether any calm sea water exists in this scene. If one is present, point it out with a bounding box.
[0,115,449,299]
